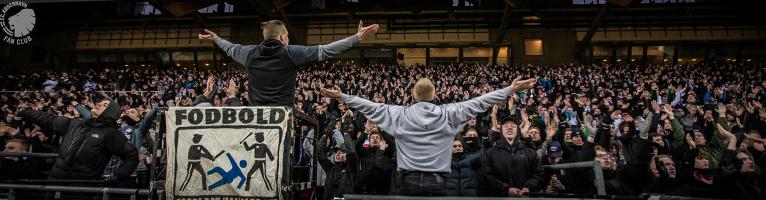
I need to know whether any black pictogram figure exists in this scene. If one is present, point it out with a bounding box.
[242,132,275,191]
[180,134,224,191]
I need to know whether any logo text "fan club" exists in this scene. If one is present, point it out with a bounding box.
[1,1,35,45]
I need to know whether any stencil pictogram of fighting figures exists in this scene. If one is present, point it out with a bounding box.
[179,132,275,191]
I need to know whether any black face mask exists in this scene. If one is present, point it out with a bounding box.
[453,152,464,160]
[464,137,480,152]
[121,115,139,126]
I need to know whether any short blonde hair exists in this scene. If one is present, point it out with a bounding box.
[594,145,608,153]
[261,20,288,40]
[413,78,435,102]
[650,154,673,171]
[5,139,30,152]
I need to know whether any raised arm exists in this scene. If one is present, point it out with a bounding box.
[243,141,257,151]
[223,78,243,106]
[670,87,686,107]
[193,75,218,106]
[315,135,334,171]
[288,21,379,66]
[445,77,536,125]
[137,107,158,136]
[73,102,92,118]
[490,105,500,132]
[199,29,256,66]
[638,112,654,136]
[716,124,737,150]
[20,108,73,137]
[662,104,686,142]
[711,104,730,149]
[341,132,360,174]
[322,86,404,136]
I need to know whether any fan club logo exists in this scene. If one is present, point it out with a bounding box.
[1,1,35,45]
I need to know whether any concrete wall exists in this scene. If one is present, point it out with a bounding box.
[497,27,579,65]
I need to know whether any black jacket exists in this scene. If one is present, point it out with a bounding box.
[643,177,683,195]
[447,150,482,196]
[20,101,138,180]
[718,149,766,200]
[675,175,722,198]
[602,169,642,196]
[671,147,723,198]
[317,132,358,200]
[355,136,394,195]
[557,123,603,195]
[479,138,544,197]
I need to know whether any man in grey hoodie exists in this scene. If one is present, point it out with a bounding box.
[321,77,536,196]
[198,20,379,107]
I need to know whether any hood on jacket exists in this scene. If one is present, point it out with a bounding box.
[260,39,285,56]
[410,102,446,128]
[87,100,120,128]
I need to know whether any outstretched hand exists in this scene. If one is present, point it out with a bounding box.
[198,29,219,43]
[510,77,536,92]
[356,20,380,41]
[320,86,342,100]
[716,124,735,140]
[716,123,737,150]
[204,75,216,96]
[662,104,675,119]
[686,133,697,150]
[226,78,238,98]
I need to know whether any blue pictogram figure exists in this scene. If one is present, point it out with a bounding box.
[207,153,248,190]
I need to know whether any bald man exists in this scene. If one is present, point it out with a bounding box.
[321,77,536,196]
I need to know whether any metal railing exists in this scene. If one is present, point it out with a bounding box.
[0,90,161,93]
[0,183,150,200]
[0,152,58,158]
[344,195,606,200]
[543,161,606,195]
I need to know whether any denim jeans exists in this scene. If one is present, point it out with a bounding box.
[397,170,447,196]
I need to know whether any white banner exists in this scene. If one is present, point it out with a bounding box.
[165,107,292,200]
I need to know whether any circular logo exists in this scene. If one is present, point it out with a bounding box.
[1,1,35,45]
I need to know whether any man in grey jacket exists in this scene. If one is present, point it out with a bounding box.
[198,20,379,107]
[321,77,536,196]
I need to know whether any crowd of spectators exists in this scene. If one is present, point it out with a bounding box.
[1,62,765,199]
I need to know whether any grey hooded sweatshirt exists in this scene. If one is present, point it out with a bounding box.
[341,86,515,172]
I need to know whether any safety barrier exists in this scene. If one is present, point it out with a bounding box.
[0,183,150,200]
[542,161,606,195]
[0,152,58,158]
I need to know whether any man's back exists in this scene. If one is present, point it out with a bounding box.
[326,76,535,196]
[216,37,360,107]
[385,102,461,172]
[244,40,299,106]
[342,86,516,172]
